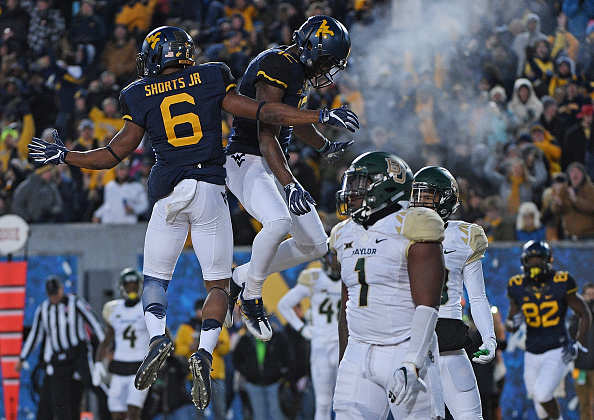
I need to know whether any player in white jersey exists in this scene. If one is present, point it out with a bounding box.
[277,248,342,420]
[93,268,151,420]
[410,166,497,420]
[331,151,446,420]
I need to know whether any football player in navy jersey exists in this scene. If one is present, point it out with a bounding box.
[506,240,591,420]
[28,25,359,411]
[225,15,354,341]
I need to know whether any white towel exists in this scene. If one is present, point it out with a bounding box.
[165,179,198,224]
[425,334,445,420]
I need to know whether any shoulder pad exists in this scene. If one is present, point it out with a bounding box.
[329,219,348,251]
[467,224,488,264]
[102,300,119,325]
[399,208,444,243]
[297,268,317,288]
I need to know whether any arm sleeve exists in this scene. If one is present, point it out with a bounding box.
[277,283,311,331]
[76,297,105,342]
[404,305,439,369]
[465,260,496,343]
[20,305,44,360]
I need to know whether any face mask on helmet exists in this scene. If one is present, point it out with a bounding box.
[294,16,351,88]
[336,152,412,224]
[520,241,552,279]
[119,268,143,302]
[410,166,459,221]
[336,167,373,222]
[136,26,195,77]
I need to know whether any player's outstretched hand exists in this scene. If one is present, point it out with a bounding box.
[28,129,69,165]
[388,362,427,405]
[319,106,359,132]
[319,140,354,164]
[472,337,497,364]
[284,181,316,216]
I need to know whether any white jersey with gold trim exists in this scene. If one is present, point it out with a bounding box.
[439,221,488,320]
[103,299,150,363]
[330,207,444,346]
[298,267,341,343]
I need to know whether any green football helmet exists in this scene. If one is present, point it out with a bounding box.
[119,267,143,302]
[336,151,413,224]
[410,166,460,221]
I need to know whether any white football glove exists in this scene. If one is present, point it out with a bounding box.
[92,361,107,386]
[505,312,524,332]
[388,362,427,405]
[472,337,497,364]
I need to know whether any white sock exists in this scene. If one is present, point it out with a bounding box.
[198,327,221,354]
[144,312,166,340]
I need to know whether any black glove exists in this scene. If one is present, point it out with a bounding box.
[317,139,355,164]
[284,181,316,216]
[28,129,68,165]
[319,106,360,132]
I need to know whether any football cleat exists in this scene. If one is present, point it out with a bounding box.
[240,289,272,341]
[224,276,243,328]
[189,348,213,409]
[134,335,174,390]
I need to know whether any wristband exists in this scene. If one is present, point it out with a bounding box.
[105,144,123,163]
[256,101,266,121]
[316,138,330,153]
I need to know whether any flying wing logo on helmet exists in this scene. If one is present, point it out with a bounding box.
[315,20,335,38]
[147,32,161,49]
[386,158,406,184]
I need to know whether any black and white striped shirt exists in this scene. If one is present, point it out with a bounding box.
[20,294,105,363]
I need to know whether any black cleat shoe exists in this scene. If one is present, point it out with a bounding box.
[224,274,242,328]
[134,335,173,390]
[240,289,272,341]
[189,348,213,409]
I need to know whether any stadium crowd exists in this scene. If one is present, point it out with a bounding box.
[0,0,593,241]
[3,0,594,418]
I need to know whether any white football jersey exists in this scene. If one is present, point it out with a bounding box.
[297,267,342,343]
[330,207,444,346]
[103,299,150,363]
[439,221,488,320]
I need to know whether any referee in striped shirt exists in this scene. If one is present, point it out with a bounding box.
[15,276,105,420]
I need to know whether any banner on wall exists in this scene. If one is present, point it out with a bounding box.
[0,261,28,420]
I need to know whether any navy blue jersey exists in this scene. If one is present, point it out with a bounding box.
[226,47,310,156]
[507,271,578,354]
[120,63,236,200]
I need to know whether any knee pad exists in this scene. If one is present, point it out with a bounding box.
[443,353,476,392]
[142,276,169,319]
[261,217,292,243]
[296,240,328,259]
